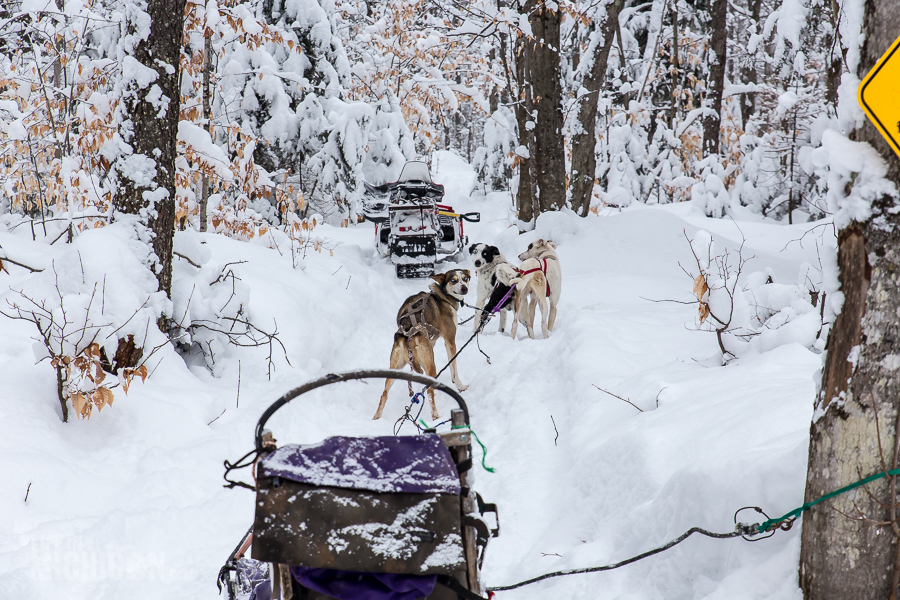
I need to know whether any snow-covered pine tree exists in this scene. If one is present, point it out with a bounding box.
[362,92,416,185]
[473,107,516,193]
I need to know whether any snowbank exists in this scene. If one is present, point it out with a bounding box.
[0,190,828,599]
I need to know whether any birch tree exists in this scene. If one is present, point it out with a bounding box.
[799,1,900,597]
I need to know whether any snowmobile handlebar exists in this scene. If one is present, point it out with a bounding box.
[254,369,470,453]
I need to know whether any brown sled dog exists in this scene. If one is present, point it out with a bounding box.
[374,269,471,420]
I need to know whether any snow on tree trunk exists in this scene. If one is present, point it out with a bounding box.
[799,2,900,598]
[515,0,566,226]
[114,0,186,298]
[514,19,537,226]
[569,0,620,216]
[701,0,726,157]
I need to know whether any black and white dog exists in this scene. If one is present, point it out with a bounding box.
[468,243,519,333]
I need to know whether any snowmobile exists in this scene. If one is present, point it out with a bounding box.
[218,369,500,600]
[362,161,480,279]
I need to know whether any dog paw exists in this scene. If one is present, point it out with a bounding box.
[455,382,469,392]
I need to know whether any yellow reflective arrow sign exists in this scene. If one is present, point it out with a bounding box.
[859,34,900,158]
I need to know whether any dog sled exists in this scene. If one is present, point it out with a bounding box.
[218,370,499,600]
[362,161,480,279]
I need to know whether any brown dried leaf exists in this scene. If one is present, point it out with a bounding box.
[698,303,710,325]
[71,392,87,419]
[94,363,106,385]
[94,387,114,410]
[692,274,708,302]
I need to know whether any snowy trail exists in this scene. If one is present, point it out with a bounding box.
[1,155,826,600]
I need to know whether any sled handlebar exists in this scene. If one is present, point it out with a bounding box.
[460,212,480,223]
[254,369,470,452]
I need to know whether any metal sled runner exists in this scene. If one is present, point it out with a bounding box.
[218,370,499,600]
[362,162,480,279]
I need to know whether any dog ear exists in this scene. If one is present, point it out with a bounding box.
[486,245,499,262]
[430,272,448,284]
[547,240,557,249]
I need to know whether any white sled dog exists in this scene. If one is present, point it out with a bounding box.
[509,239,561,339]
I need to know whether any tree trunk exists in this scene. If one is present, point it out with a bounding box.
[530,0,565,214]
[799,2,900,598]
[114,0,186,298]
[200,33,212,233]
[740,0,762,131]
[514,0,566,227]
[702,0,727,157]
[514,10,536,226]
[569,0,621,216]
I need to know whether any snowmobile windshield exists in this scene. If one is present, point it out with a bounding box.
[397,161,432,184]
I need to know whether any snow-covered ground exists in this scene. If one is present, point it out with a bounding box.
[0,153,829,599]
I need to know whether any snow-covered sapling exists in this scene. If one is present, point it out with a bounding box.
[0,267,159,421]
[682,229,754,362]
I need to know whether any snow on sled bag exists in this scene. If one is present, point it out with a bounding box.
[251,435,465,575]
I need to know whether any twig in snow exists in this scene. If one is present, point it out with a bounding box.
[346,275,351,289]
[541,552,562,558]
[592,384,643,412]
[174,251,203,269]
[24,482,31,503]
[0,253,42,273]
[207,408,226,426]
[192,316,290,380]
[551,415,559,446]
[331,265,342,276]
[639,296,696,305]
[236,360,241,408]
[656,387,667,408]
[49,223,72,245]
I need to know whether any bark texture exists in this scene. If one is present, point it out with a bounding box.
[799,2,900,597]
[702,0,727,157]
[200,34,212,233]
[514,23,536,226]
[515,0,566,226]
[569,0,620,217]
[739,0,762,130]
[114,0,186,298]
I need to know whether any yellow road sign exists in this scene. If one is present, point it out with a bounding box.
[859,34,900,158]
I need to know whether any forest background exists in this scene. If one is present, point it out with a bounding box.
[1,0,850,240]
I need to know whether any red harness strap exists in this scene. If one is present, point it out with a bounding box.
[516,258,551,296]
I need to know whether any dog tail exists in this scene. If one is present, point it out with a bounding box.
[533,271,547,294]
[510,271,546,293]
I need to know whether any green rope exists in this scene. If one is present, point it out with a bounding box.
[452,424,496,473]
[756,467,900,533]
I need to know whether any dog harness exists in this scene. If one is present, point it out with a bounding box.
[516,256,555,296]
[397,294,441,340]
